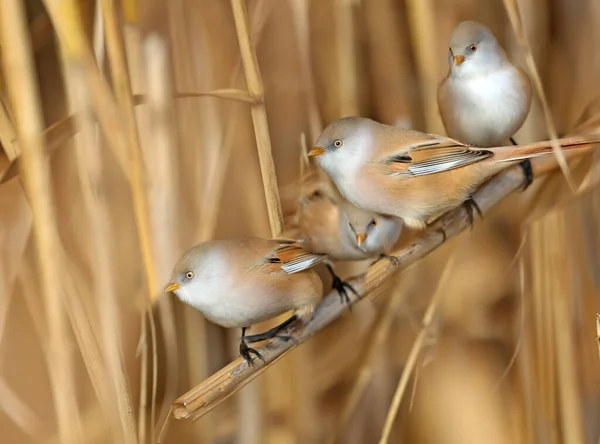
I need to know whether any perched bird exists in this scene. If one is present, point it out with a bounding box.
[297,191,402,262]
[308,116,598,230]
[164,238,355,364]
[285,169,403,264]
[438,20,532,147]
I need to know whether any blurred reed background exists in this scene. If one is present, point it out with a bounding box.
[0,0,599,443]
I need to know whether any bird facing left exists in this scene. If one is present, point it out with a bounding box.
[164,237,356,365]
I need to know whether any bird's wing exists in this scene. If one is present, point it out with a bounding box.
[264,243,327,274]
[378,139,493,177]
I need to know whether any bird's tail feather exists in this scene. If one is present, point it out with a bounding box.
[489,133,600,162]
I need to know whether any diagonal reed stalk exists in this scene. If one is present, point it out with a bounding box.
[377,258,456,444]
[161,133,600,428]
[230,0,284,238]
[0,1,82,443]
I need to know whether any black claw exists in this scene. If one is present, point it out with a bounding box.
[463,197,483,229]
[244,315,298,344]
[510,137,518,146]
[240,327,265,366]
[518,159,534,191]
[326,264,359,310]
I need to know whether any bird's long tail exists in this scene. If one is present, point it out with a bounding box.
[489,133,600,162]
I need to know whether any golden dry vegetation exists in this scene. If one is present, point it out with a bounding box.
[0,0,599,443]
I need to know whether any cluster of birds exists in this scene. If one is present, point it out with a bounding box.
[164,21,593,365]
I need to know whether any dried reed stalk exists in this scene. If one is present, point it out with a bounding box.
[101,2,160,442]
[0,1,82,443]
[0,99,19,160]
[230,0,284,238]
[326,281,408,444]
[405,0,443,133]
[63,57,137,443]
[162,134,600,428]
[377,258,455,444]
[502,0,576,190]
[141,32,181,439]
[42,0,132,176]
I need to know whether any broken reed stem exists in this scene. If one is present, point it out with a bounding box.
[163,137,600,426]
[0,1,82,443]
[502,0,577,191]
[230,0,284,238]
[377,258,455,444]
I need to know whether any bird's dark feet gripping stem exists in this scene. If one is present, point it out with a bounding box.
[326,264,359,310]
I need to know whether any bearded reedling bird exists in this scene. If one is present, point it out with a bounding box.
[164,238,355,364]
[296,188,403,263]
[437,20,532,148]
[307,116,599,230]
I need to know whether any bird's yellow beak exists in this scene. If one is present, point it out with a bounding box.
[164,282,180,293]
[355,233,367,247]
[453,55,465,66]
[308,146,325,157]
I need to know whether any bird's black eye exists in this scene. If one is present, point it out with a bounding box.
[370,219,377,226]
[333,139,343,148]
[468,44,478,53]
[185,271,194,279]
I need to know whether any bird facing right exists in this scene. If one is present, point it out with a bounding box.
[437,20,532,147]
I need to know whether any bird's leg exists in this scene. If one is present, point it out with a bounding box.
[239,327,265,366]
[326,264,358,310]
[244,315,297,344]
[462,197,483,229]
[518,159,534,191]
[509,137,534,190]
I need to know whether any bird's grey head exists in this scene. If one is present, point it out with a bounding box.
[308,116,376,158]
[164,243,211,303]
[341,203,402,253]
[448,21,505,78]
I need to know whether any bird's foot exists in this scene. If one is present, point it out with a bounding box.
[510,137,518,146]
[244,315,298,344]
[239,340,264,366]
[463,197,483,230]
[239,327,265,366]
[327,265,358,310]
[518,159,534,191]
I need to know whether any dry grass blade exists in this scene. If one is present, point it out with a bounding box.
[405,0,442,133]
[0,1,82,443]
[502,0,577,191]
[65,59,137,443]
[596,313,600,360]
[230,0,284,238]
[326,284,407,444]
[377,257,455,444]
[42,0,132,176]
[101,2,161,442]
[142,32,180,439]
[0,377,44,439]
[0,99,19,160]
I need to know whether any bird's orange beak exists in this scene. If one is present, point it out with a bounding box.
[355,233,367,247]
[308,146,325,157]
[165,282,180,293]
[453,55,465,66]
